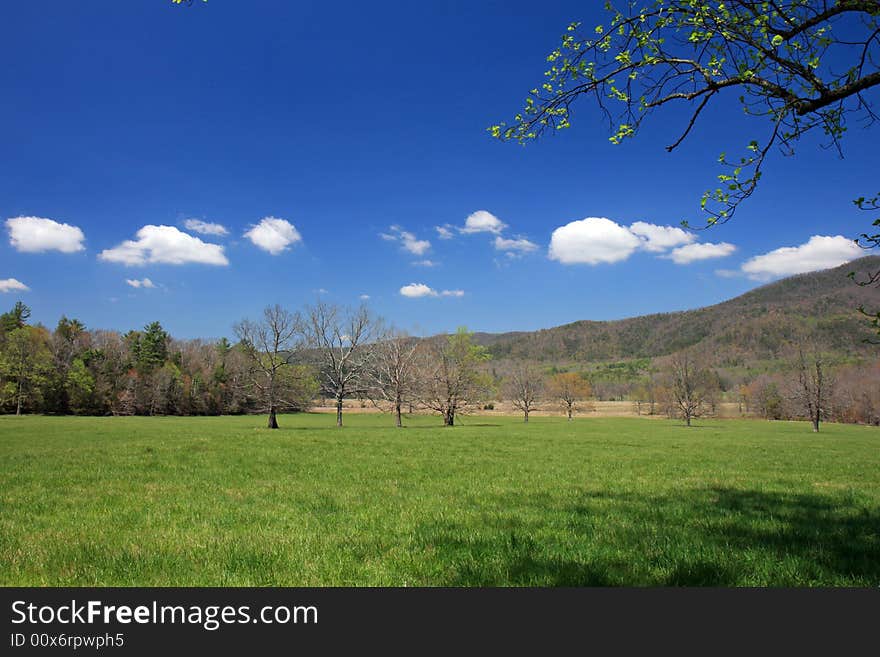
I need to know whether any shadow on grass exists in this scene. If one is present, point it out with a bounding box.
[412,487,880,586]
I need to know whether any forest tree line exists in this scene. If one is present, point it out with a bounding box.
[1,300,877,431]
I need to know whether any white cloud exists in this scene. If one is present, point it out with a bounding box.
[666,242,737,265]
[0,278,29,293]
[359,294,370,300]
[412,259,437,267]
[740,235,863,281]
[380,225,431,256]
[548,216,736,266]
[714,269,741,279]
[548,217,641,265]
[99,225,229,266]
[6,216,85,253]
[399,283,464,298]
[435,224,455,240]
[244,217,302,255]
[400,283,435,298]
[462,210,506,234]
[630,221,695,253]
[494,236,538,254]
[184,219,229,236]
[125,278,156,289]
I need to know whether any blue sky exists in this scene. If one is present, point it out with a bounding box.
[1,1,877,339]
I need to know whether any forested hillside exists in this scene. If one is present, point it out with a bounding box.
[476,257,880,367]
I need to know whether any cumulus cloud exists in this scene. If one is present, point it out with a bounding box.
[399,283,464,298]
[462,210,506,235]
[629,221,695,252]
[0,278,29,293]
[125,278,156,289]
[494,236,538,254]
[6,216,85,253]
[400,283,435,298]
[740,235,863,281]
[435,224,455,240]
[548,216,737,266]
[99,225,229,266]
[380,225,431,255]
[548,217,641,265]
[244,217,302,255]
[184,219,229,236]
[666,242,737,264]
[359,294,370,300]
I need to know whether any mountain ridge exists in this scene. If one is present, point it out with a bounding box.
[470,256,880,366]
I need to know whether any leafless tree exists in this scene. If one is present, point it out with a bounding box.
[304,302,379,427]
[792,348,833,432]
[631,380,656,416]
[417,328,491,426]
[668,351,715,427]
[831,361,880,426]
[546,372,592,421]
[233,304,307,429]
[366,328,422,428]
[504,362,544,423]
[749,375,785,420]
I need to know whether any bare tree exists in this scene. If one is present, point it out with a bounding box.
[792,348,833,432]
[418,328,491,427]
[504,362,544,423]
[668,351,716,427]
[631,380,655,416]
[546,372,591,421]
[367,328,422,428]
[233,305,306,429]
[831,361,880,425]
[304,302,379,427]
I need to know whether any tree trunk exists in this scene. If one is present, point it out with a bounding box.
[812,415,820,432]
[685,412,692,427]
[267,406,278,429]
[444,408,454,426]
[523,409,529,423]
[567,405,572,421]
[395,400,402,428]
[336,394,344,427]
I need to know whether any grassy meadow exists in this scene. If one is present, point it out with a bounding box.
[1,413,878,586]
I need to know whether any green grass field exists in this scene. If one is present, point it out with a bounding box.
[1,413,878,586]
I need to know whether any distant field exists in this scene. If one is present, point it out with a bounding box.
[1,413,878,586]
[312,400,746,417]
